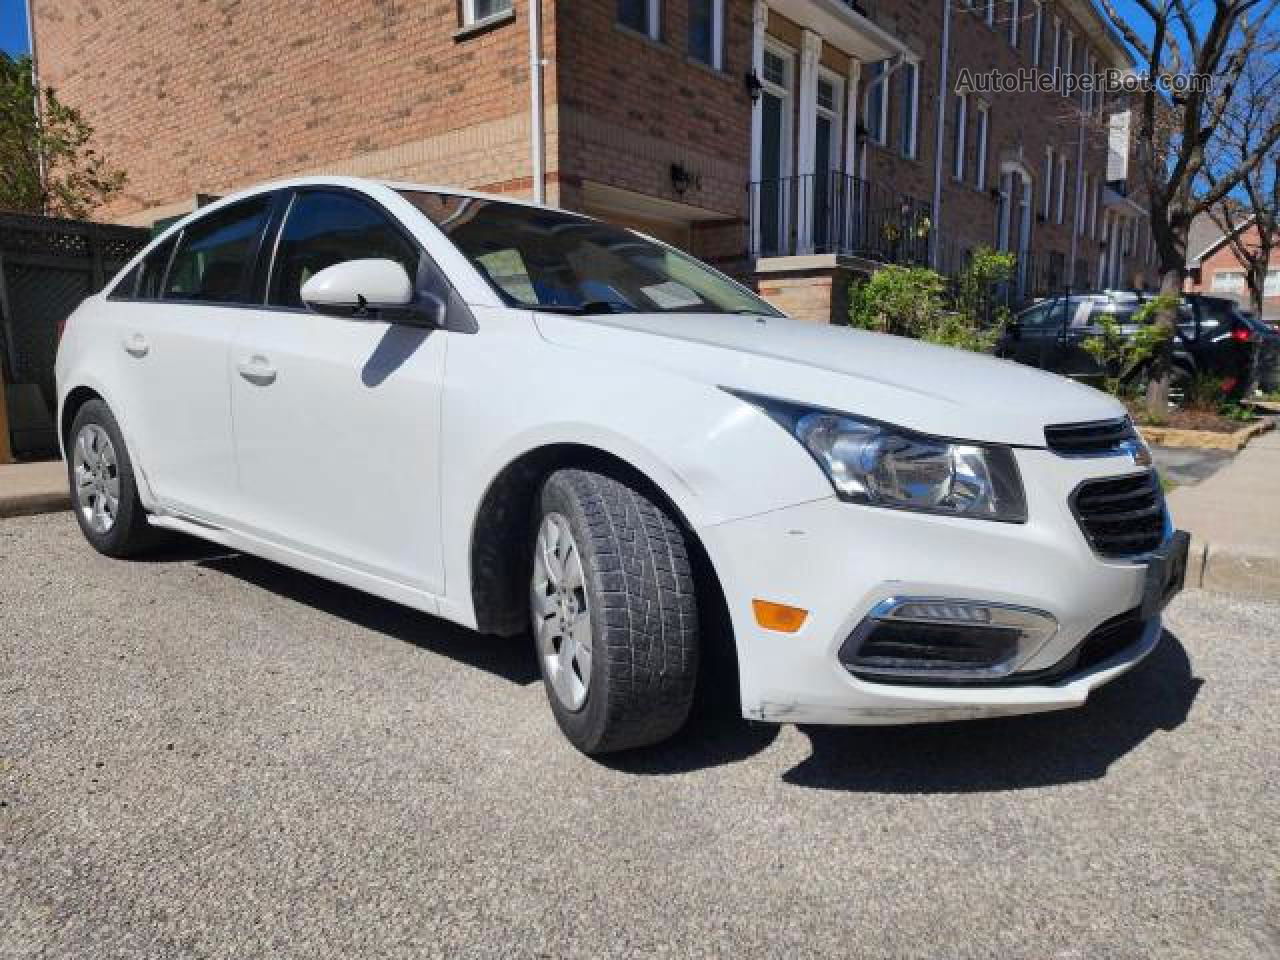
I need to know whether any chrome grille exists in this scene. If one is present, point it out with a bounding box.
[1071,472,1167,558]
[1045,417,1139,456]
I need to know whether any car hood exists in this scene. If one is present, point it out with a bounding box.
[533,311,1124,447]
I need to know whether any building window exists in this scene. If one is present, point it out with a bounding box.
[899,61,919,158]
[1082,52,1092,111]
[985,0,995,26]
[1052,17,1062,88]
[1055,152,1067,224]
[1091,177,1100,239]
[953,93,968,180]
[972,103,989,188]
[1063,31,1075,95]
[763,48,787,87]
[1042,146,1053,218]
[462,0,512,25]
[1211,270,1246,294]
[866,60,889,146]
[618,0,660,40]
[1267,269,1280,296]
[688,0,724,69]
[1032,2,1043,65]
[1009,0,1021,48]
[1078,172,1089,236]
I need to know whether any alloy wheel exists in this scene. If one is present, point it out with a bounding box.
[530,512,593,712]
[73,423,120,535]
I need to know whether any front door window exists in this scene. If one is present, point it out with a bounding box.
[813,71,843,254]
[756,45,793,257]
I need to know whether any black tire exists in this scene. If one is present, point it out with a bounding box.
[67,398,161,557]
[532,469,699,754]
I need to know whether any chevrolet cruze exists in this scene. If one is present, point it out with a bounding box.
[56,177,1189,754]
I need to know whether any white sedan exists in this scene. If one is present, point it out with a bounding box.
[55,177,1189,753]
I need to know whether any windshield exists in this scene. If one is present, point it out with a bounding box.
[398,190,781,317]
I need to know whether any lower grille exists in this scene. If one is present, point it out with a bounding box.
[1071,472,1167,558]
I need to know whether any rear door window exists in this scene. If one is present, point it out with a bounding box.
[163,197,273,304]
[267,190,421,308]
[122,237,178,300]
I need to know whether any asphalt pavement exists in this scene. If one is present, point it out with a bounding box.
[2,513,1277,959]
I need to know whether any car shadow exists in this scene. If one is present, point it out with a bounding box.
[605,631,1200,787]
[781,630,1201,793]
[136,540,1201,789]
[191,551,541,686]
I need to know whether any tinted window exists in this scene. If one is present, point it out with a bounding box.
[107,263,141,300]
[135,238,177,300]
[1021,299,1066,330]
[399,191,781,317]
[164,197,272,303]
[1090,305,1135,326]
[268,191,420,308]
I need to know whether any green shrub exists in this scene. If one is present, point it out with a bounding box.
[848,266,947,338]
[847,247,1015,354]
[1081,295,1176,397]
[1184,374,1227,412]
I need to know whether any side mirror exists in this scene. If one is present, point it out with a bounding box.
[300,258,442,328]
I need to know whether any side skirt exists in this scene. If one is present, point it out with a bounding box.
[147,514,448,621]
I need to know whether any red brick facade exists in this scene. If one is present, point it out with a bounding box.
[1187,224,1280,320]
[32,0,1158,317]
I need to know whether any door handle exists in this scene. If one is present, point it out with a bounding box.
[236,355,277,386]
[123,333,149,358]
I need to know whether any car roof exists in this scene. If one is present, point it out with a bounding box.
[204,174,570,216]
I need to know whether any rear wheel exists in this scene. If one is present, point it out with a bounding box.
[67,399,160,557]
[530,469,699,754]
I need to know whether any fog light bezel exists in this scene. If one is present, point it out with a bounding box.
[841,597,1059,682]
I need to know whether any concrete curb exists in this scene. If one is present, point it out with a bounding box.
[0,460,72,519]
[1185,538,1280,602]
[0,491,71,519]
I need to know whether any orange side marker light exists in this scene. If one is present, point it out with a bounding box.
[752,599,808,633]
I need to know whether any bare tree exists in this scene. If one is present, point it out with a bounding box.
[1095,0,1280,414]
[1204,41,1280,323]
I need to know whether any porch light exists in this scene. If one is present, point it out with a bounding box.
[670,163,696,196]
[744,70,763,102]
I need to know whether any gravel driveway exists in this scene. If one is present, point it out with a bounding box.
[2,513,1277,959]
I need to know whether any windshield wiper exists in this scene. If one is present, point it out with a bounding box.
[529,301,638,315]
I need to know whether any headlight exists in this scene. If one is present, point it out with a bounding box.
[733,393,1027,523]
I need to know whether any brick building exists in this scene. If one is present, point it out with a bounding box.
[1186,216,1280,322]
[31,0,1157,322]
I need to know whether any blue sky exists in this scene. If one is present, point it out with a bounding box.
[1,0,29,56]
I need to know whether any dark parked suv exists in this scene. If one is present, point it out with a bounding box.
[997,292,1262,397]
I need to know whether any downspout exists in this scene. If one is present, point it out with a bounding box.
[1069,83,1086,282]
[930,0,952,269]
[528,0,545,204]
[25,0,46,209]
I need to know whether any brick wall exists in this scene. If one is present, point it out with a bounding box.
[857,0,1115,286]
[31,0,556,222]
[33,0,1137,299]
[1188,225,1280,315]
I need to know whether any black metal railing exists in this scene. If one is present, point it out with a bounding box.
[748,174,1089,317]
[749,173,933,267]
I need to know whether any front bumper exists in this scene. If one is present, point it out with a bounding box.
[700,448,1168,725]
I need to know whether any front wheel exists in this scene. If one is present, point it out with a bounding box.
[530,469,699,754]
